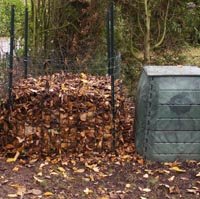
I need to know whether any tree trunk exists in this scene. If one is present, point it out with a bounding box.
[144,0,151,64]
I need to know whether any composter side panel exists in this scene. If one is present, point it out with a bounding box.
[135,72,150,155]
[146,76,200,161]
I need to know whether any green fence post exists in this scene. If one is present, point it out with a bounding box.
[107,10,111,75]
[24,4,28,78]
[107,1,116,151]
[8,5,15,108]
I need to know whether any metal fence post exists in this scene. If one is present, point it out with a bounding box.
[8,5,15,108]
[24,5,28,78]
[107,10,111,75]
[107,1,116,151]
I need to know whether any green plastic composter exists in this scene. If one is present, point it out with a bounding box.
[135,65,200,162]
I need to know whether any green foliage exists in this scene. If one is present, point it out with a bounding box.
[151,51,187,65]
[121,57,142,98]
[180,2,200,45]
[0,0,24,38]
[87,50,107,76]
[1,0,200,98]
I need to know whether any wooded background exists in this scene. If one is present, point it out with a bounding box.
[1,0,200,94]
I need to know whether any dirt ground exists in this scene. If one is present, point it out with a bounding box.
[0,149,199,199]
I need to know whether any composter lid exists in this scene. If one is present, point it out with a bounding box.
[144,65,200,76]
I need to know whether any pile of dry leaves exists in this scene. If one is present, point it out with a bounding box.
[0,72,134,157]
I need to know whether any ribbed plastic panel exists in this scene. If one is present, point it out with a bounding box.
[135,66,200,161]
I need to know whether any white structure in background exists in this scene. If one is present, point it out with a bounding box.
[0,37,21,58]
[0,37,9,56]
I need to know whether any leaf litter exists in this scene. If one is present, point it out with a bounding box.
[0,72,133,158]
[0,72,199,198]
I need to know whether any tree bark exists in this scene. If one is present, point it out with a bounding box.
[144,0,151,64]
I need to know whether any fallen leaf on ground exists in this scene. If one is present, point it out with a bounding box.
[109,192,118,199]
[168,176,175,182]
[180,177,189,180]
[159,184,170,189]
[37,172,43,176]
[12,166,19,172]
[34,175,44,183]
[187,187,199,194]
[93,166,100,172]
[169,166,186,173]
[164,162,180,167]
[5,144,14,149]
[6,151,20,163]
[29,158,38,164]
[85,163,100,172]
[82,177,90,182]
[89,174,95,181]
[98,172,108,178]
[144,169,154,175]
[143,174,149,178]
[39,162,48,169]
[73,168,85,173]
[80,113,87,121]
[50,171,59,176]
[7,194,18,198]
[58,167,65,172]
[187,160,197,164]
[138,187,151,193]
[16,186,26,196]
[136,158,144,165]
[196,172,200,177]
[157,169,170,174]
[9,183,26,197]
[169,185,180,194]
[98,196,109,199]
[80,73,87,79]
[125,184,131,188]
[29,189,42,195]
[43,192,54,196]
[83,188,93,195]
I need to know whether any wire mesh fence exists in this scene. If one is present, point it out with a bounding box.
[0,54,134,156]
[0,53,121,97]
[0,3,134,157]
[0,54,8,101]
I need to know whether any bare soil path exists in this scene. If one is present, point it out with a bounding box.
[0,151,199,199]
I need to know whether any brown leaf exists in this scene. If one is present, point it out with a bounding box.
[138,187,151,193]
[169,185,180,194]
[43,191,54,196]
[187,187,199,194]
[6,151,20,163]
[0,72,133,157]
[83,188,93,195]
[196,172,200,177]
[7,194,18,198]
[12,166,19,172]
[125,184,131,188]
[169,166,186,173]
[80,113,87,121]
[73,168,85,173]
[98,196,109,199]
[33,176,44,183]
[168,176,175,182]
[30,189,42,196]
[58,167,65,172]
[109,192,118,199]
[136,157,145,165]
[16,186,26,196]
[143,174,149,178]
